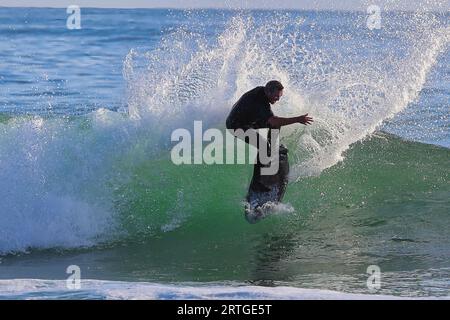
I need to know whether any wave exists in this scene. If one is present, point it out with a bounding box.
[0,10,449,255]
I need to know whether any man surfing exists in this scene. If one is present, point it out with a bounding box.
[226,81,313,136]
[226,80,313,222]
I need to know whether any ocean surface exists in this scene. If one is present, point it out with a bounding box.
[0,6,449,299]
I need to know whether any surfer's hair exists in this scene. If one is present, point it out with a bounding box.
[265,80,284,93]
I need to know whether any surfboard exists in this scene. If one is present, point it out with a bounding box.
[245,144,289,223]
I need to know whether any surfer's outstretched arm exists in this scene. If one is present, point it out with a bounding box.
[267,114,313,129]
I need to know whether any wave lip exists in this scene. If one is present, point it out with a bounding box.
[1,279,444,300]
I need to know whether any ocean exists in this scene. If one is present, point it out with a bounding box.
[0,6,449,299]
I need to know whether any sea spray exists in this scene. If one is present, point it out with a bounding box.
[0,9,448,255]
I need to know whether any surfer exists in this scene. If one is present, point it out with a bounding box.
[226,80,313,222]
[226,80,313,164]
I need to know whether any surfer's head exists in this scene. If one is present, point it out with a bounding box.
[264,80,284,104]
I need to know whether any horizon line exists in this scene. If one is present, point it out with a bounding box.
[0,5,448,13]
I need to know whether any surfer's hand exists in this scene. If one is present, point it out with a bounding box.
[298,114,313,125]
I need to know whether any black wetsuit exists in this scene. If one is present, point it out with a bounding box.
[226,87,275,182]
[227,87,287,194]
[226,86,274,130]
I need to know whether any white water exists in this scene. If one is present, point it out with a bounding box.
[124,12,449,180]
[0,279,433,300]
[0,10,448,255]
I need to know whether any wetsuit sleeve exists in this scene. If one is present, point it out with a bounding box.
[254,107,274,128]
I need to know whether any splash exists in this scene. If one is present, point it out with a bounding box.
[124,10,449,180]
[0,8,448,255]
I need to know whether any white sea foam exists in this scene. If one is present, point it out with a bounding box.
[2,279,444,300]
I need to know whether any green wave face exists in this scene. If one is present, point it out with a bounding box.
[108,133,449,288]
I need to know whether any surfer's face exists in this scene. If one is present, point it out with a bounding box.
[268,89,283,104]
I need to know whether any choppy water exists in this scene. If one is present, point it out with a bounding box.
[0,6,449,299]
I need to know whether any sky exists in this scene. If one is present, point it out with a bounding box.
[1,0,449,11]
